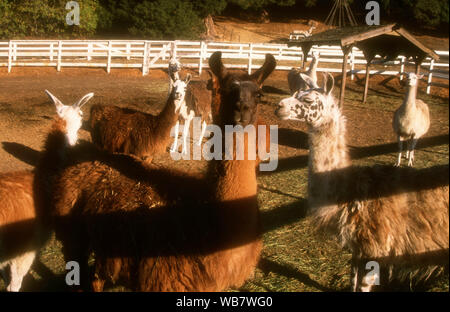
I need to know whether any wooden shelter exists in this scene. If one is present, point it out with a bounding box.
[288,24,439,106]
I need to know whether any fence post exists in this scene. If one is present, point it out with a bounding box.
[142,41,148,76]
[199,41,204,75]
[13,42,17,61]
[57,40,62,72]
[399,56,405,80]
[126,43,131,60]
[107,40,112,73]
[248,43,253,75]
[426,58,434,94]
[50,43,54,61]
[7,40,12,73]
[87,43,92,61]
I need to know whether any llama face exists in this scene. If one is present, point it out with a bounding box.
[276,72,336,127]
[172,75,191,112]
[406,73,423,87]
[226,80,262,127]
[45,90,94,146]
[209,51,276,127]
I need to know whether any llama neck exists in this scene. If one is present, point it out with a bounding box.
[156,92,180,134]
[208,134,259,231]
[307,56,319,82]
[403,83,418,113]
[38,118,69,172]
[307,109,351,207]
[34,118,69,218]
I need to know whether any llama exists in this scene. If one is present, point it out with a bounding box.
[275,73,449,291]
[171,72,214,154]
[49,51,276,292]
[167,52,182,96]
[287,50,320,95]
[0,90,92,291]
[393,73,430,167]
[89,76,190,162]
[0,171,35,292]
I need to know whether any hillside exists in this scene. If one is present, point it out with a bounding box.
[211,16,449,51]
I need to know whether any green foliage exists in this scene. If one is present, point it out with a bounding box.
[0,0,447,39]
[0,0,101,39]
[128,0,204,39]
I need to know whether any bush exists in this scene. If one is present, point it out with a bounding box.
[128,0,204,39]
[0,0,100,39]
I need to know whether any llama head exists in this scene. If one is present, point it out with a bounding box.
[45,90,94,146]
[276,72,337,127]
[209,51,276,127]
[171,74,191,112]
[406,73,423,87]
[312,50,320,60]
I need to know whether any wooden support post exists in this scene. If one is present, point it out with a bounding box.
[362,59,372,103]
[57,40,62,72]
[339,46,351,108]
[399,56,405,80]
[350,47,355,80]
[426,58,434,94]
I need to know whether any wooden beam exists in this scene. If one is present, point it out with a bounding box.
[339,46,352,108]
[341,24,396,46]
[395,28,439,60]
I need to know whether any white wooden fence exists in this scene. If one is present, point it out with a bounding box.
[0,40,448,94]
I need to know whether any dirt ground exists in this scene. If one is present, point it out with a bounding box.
[0,65,448,291]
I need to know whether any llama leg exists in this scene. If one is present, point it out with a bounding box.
[7,251,36,292]
[170,121,180,152]
[351,259,362,292]
[197,120,207,146]
[408,138,418,167]
[395,136,403,166]
[181,113,193,155]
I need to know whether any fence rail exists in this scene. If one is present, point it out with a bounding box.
[0,40,448,94]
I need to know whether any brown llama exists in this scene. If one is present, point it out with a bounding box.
[0,91,92,291]
[89,75,190,162]
[276,72,449,291]
[50,51,276,291]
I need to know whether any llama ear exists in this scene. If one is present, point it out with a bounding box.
[185,73,192,84]
[209,51,227,80]
[299,73,318,89]
[323,72,334,95]
[75,92,94,108]
[45,90,66,117]
[250,53,276,86]
[417,74,424,80]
